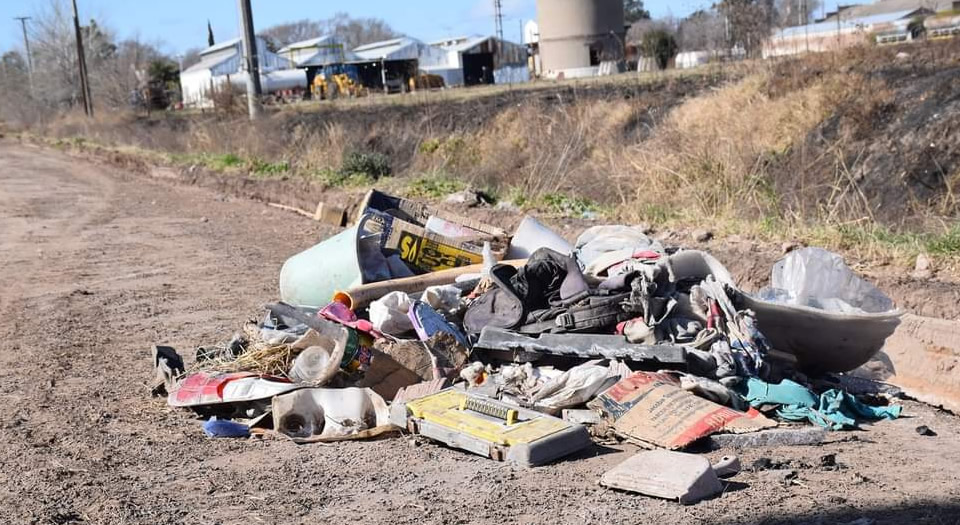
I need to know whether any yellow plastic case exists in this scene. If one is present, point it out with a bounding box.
[390,388,592,467]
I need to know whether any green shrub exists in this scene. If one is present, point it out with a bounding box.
[249,158,290,176]
[407,174,466,198]
[541,193,599,216]
[340,151,392,180]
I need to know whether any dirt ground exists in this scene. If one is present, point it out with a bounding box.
[2,142,960,525]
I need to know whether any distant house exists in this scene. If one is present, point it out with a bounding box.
[818,0,956,22]
[428,36,528,86]
[179,37,306,108]
[763,9,932,57]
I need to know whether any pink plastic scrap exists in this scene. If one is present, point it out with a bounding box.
[319,302,383,339]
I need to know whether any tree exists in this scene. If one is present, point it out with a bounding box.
[775,0,822,27]
[180,47,202,70]
[259,19,323,50]
[677,10,726,51]
[258,13,401,52]
[624,0,651,24]
[1,51,28,78]
[716,0,776,57]
[641,29,678,69]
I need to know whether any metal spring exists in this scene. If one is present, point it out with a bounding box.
[461,397,517,424]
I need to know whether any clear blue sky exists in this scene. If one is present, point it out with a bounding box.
[1,0,845,56]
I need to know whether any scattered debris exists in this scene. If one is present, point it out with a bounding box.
[713,455,742,478]
[693,229,714,243]
[272,387,393,443]
[203,418,250,438]
[152,190,911,503]
[913,253,934,279]
[562,409,602,426]
[151,345,184,397]
[758,469,797,484]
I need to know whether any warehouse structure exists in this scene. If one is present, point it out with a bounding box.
[428,36,528,86]
[180,37,306,108]
[350,37,449,92]
[277,36,360,67]
[534,0,626,79]
[277,36,362,97]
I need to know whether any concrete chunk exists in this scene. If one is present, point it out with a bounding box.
[706,427,828,450]
[600,450,723,504]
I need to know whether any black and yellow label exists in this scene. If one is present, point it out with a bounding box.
[398,231,482,272]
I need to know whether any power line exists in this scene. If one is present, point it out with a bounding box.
[237,0,262,120]
[494,0,504,68]
[13,16,34,93]
[71,0,93,117]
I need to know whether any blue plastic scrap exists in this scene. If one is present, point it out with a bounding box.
[203,418,251,438]
[408,301,470,348]
[737,377,901,430]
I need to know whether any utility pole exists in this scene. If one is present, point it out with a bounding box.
[71,0,93,116]
[237,0,262,120]
[494,0,504,70]
[14,16,34,92]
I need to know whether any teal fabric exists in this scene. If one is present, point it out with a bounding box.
[737,377,901,430]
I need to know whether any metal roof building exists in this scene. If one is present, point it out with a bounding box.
[764,8,930,57]
[819,0,956,22]
[428,35,528,86]
[353,37,448,67]
[180,37,305,108]
[277,36,361,67]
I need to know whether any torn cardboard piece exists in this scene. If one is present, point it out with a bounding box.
[588,372,776,449]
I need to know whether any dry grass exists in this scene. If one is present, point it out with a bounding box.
[21,42,960,267]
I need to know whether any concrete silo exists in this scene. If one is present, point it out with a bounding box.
[536,0,626,78]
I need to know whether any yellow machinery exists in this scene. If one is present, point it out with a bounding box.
[312,73,366,100]
[408,73,446,92]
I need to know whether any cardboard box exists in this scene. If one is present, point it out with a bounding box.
[358,189,509,273]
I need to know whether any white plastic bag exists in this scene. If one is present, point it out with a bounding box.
[422,285,462,316]
[761,247,894,313]
[369,291,415,335]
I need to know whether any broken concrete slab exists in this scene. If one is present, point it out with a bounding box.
[706,427,828,450]
[857,314,960,414]
[600,450,723,504]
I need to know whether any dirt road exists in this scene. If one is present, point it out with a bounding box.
[1,142,959,525]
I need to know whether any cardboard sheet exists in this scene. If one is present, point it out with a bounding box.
[588,372,776,449]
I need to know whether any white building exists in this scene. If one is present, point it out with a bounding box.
[764,9,931,57]
[277,36,361,67]
[179,37,306,108]
[428,35,529,86]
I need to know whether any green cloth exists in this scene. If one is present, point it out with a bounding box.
[737,377,901,430]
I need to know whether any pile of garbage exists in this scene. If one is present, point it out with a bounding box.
[151,190,906,504]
